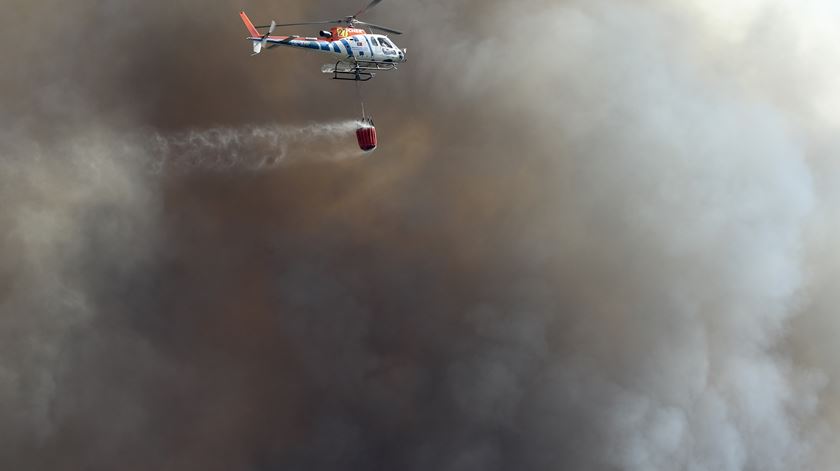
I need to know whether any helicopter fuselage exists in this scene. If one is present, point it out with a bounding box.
[246,26,406,64]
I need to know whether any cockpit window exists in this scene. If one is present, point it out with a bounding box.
[371,37,381,46]
[380,38,394,48]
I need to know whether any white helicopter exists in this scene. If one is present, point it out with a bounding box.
[240,0,406,81]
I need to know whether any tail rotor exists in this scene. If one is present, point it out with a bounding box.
[253,20,276,55]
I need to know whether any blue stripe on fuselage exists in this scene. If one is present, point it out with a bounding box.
[341,39,353,58]
[291,40,320,50]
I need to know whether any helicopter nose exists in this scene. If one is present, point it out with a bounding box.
[400,48,407,62]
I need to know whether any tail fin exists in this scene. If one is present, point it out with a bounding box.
[239,11,261,38]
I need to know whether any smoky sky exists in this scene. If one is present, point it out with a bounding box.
[3,0,840,470]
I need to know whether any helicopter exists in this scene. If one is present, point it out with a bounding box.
[239,0,406,81]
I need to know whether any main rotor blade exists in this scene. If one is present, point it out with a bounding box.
[355,20,402,35]
[354,0,383,18]
[256,20,341,28]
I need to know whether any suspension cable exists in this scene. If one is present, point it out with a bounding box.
[355,79,367,121]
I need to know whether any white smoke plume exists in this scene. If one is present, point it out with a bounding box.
[0,126,159,463]
[386,1,840,469]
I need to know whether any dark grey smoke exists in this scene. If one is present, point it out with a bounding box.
[2,0,839,469]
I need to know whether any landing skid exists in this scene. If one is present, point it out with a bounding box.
[321,60,398,81]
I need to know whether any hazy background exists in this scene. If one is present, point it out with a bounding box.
[2,0,840,469]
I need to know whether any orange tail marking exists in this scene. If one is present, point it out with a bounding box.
[239,11,261,38]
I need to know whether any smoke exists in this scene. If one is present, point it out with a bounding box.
[3,0,840,470]
[0,125,159,465]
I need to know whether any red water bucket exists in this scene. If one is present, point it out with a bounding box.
[356,125,377,152]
